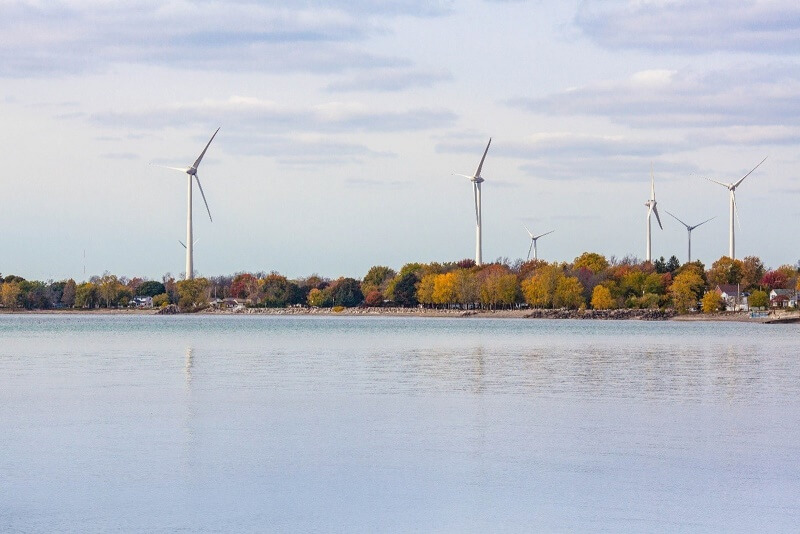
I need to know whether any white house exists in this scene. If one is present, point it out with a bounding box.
[769,289,797,308]
[132,296,153,308]
[716,284,749,311]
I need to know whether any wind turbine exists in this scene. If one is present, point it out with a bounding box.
[664,211,715,264]
[454,138,491,265]
[523,225,554,261]
[153,128,219,280]
[702,157,767,259]
[644,167,663,262]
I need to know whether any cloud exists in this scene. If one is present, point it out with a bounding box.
[510,65,800,128]
[326,69,453,92]
[100,152,139,160]
[575,0,800,55]
[0,1,450,77]
[90,96,457,134]
[519,156,698,182]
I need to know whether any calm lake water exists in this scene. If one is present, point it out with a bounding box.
[2,315,799,532]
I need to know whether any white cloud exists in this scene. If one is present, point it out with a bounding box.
[575,0,800,54]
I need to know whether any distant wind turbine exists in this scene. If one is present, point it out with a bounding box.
[644,167,663,262]
[701,157,767,260]
[454,138,491,265]
[153,128,220,280]
[664,211,715,264]
[523,225,554,261]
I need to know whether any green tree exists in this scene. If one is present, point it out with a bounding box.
[261,273,290,307]
[591,285,614,309]
[137,280,166,297]
[748,289,768,309]
[393,272,419,307]
[361,266,396,295]
[329,277,364,307]
[75,282,98,308]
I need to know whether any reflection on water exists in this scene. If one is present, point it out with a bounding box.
[1,315,799,531]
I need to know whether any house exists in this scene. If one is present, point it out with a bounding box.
[769,289,797,308]
[132,296,153,308]
[715,284,749,311]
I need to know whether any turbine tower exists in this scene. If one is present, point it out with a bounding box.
[644,167,663,262]
[523,225,554,261]
[664,211,715,263]
[154,128,219,280]
[702,157,767,260]
[454,138,491,266]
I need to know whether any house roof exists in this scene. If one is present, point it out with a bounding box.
[770,289,796,297]
[716,284,741,297]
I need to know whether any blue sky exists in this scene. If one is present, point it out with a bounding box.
[1,0,798,281]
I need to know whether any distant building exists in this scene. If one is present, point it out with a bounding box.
[769,289,797,308]
[132,296,153,308]
[715,284,749,311]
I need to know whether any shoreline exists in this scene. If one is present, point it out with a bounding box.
[2,307,797,323]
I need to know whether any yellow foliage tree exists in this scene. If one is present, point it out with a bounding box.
[669,269,705,313]
[0,282,21,309]
[701,291,723,313]
[176,278,210,312]
[432,272,457,306]
[553,276,585,309]
[453,269,479,307]
[417,274,437,306]
[590,285,613,310]
[573,252,609,274]
[521,263,563,308]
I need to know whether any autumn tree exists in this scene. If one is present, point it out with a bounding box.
[61,279,77,308]
[739,256,765,290]
[0,282,21,308]
[307,288,327,307]
[329,277,363,307]
[701,291,723,313]
[176,278,210,312]
[553,276,585,309]
[230,273,260,301]
[521,263,563,308]
[260,273,290,307]
[573,252,609,274]
[707,256,743,286]
[432,272,457,307]
[75,282,98,308]
[416,274,436,307]
[669,269,705,313]
[761,270,789,291]
[361,266,396,296]
[153,293,170,308]
[591,285,613,310]
[454,269,479,308]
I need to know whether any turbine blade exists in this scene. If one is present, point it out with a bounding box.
[527,240,534,260]
[473,138,492,178]
[693,215,716,230]
[179,240,186,249]
[151,163,189,173]
[732,192,741,230]
[733,156,768,188]
[523,224,533,238]
[473,183,479,224]
[653,204,663,229]
[192,127,220,169]
[664,210,690,229]
[534,230,554,239]
[194,175,213,222]
[453,173,473,179]
[650,165,655,200]
[702,176,731,188]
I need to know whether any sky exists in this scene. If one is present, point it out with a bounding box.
[1,0,799,281]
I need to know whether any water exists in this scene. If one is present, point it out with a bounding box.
[2,315,799,532]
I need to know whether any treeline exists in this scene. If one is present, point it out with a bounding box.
[1,253,799,313]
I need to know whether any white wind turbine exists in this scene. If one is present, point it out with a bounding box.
[153,128,220,280]
[523,224,554,261]
[644,167,663,262]
[454,138,491,265]
[664,211,715,264]
[702,157,767,260]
